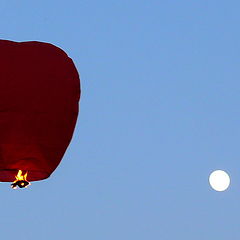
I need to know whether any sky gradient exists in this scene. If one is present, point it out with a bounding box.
[0,1,240,239]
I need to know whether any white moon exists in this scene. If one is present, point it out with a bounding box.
[209,170,230,191]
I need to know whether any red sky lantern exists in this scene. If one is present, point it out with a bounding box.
[0,40,81,188]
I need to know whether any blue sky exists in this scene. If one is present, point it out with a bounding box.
[1,0,240,239]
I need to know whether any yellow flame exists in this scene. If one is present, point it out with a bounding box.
[14,170,28,182]
[11,170,31,189]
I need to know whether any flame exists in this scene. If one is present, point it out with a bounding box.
[11,170,31,189]
[16,170,27,181]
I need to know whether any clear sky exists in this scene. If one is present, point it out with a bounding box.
[0,0,240,239]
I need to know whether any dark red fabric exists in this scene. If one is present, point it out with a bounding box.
[0,40,80,182]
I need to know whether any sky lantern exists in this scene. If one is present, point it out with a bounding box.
[0,40,80,189]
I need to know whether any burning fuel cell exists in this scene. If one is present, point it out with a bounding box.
[11,170,31,189]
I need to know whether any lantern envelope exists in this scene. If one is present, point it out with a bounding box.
[0,40,80,182]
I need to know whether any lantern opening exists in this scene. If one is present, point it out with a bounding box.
[11,170,31,189]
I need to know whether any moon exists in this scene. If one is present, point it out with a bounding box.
[209,170,230,191]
